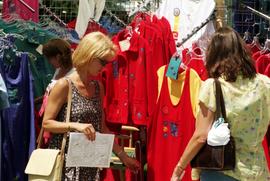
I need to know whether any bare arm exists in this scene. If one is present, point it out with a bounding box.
[42,78,71,133]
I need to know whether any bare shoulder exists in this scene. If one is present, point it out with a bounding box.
[49,78,69,100]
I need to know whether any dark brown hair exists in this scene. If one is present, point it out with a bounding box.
[205,26,256,82]
[42,38,72,68]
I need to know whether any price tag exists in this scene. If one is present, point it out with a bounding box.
[119,39,130,52]
[166,56,182,80]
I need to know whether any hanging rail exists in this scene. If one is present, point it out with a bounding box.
[103,8,127,27]
[39,3,67,27]
[177,12,216,47]
[240,2,270,22]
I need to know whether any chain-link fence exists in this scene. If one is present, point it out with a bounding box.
[39,0,159,25]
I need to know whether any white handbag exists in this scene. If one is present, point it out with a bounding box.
[25,79,72,181]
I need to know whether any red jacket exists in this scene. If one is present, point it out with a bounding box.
[103,30,150,125]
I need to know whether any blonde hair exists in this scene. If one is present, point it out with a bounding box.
[72,32,117,70]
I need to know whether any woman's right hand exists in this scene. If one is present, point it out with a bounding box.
[73,123,96,141]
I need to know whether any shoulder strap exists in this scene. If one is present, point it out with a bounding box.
[214,79,227,121]
[60,78,72,155]
[37,79,72,150]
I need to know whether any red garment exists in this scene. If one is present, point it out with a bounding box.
[103,31,149,125]
[252,51,262,62]
[264,63,270,77]
[252,50,270,62]
[3,0,39,22]
[147,67,195,181]
[159,17,177,61]
[246,44,261,54]
[255,54,270,74]
[188,58,208,80]
[138,17,165,116]
[151,15,176,63]
[192,43,203,56]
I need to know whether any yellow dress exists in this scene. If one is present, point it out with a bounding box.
[199,74,270,180]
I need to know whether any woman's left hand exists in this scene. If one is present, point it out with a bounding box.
[171,165,185,181]
[119,153,140,173]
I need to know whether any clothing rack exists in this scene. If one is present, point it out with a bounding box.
[240,2,270,22]
[103,8,127,27]
[39,3,67,27]
[176,13,216,47]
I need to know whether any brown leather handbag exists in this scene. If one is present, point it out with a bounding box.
[190,79,235,170]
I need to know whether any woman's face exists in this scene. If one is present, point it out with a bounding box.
[87,58,110,76]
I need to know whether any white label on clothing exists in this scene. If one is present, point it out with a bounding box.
[119,39,130,52]
[36,44,43,55]
[66,132,114,168]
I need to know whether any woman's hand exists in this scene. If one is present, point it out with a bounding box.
[118,152,140,173]
[171,164,185,181]
[73,123,96,141]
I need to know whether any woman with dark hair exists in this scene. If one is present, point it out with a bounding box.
[42,38,74,80]
[171,27,270,180]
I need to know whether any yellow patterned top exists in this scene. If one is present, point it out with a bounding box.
[199,74,270,181]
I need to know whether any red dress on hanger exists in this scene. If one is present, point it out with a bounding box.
[147,67,195,181]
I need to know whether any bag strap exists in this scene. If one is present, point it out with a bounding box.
[214,79,227,121]
[37,79,72,151]
[60,78,72,155]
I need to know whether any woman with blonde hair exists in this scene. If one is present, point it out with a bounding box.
[43,32,140,180]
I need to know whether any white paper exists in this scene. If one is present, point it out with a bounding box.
[66,132,114,168]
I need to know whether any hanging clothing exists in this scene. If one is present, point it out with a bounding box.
[255,54,270,74]
[75,0,105,38]
[199,76,270,180]
[181,48,208,81]
[103,31,150,126]
[155,0,215,48]
[252,50,270,62]
[1,53,35,181]
[48,79,102,181]
[0,20,57,98]
[246,44,261,54]
[3,0,39,22]
[148,66,200,181]
[186,58,208,81]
